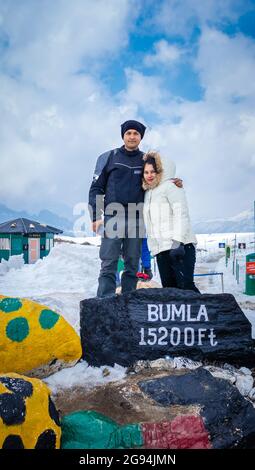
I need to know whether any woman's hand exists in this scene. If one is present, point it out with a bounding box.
[169,241,185,260]
[171,178,183,188]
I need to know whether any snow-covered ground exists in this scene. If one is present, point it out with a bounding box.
[0,243,100,332]
[56,234,101,246]
[0,233,254,392]
[196,232,254,252]
[44,361,126,395]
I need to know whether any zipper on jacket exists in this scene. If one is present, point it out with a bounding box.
[148,189,160,254]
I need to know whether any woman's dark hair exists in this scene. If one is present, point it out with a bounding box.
[143,156,158,174]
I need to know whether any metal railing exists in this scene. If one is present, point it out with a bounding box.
[194,272,224,293]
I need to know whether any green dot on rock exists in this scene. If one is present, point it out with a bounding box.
[0,298,22,313]
[39,309,60,330]
[6,317,29,342]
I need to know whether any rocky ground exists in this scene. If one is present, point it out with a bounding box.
[52,357,255,420]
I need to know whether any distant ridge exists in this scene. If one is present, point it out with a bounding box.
[193,209,254,234]
[0,204,253,235]
[0,203,73,234]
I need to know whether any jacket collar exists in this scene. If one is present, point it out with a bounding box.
[119,145,141,157]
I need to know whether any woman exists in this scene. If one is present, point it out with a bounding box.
[142,151,199,292]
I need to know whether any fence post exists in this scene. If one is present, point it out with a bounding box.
[153,257,157,275]
[221,273,224,293]
[236,262,239,285]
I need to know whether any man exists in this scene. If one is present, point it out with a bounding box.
[89,120,182,298]
[89,120,146,297]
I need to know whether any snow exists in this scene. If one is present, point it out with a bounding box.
[44,360,126,394]
[196,232,255,252]
[0,243,100,332]
[57,235,101,246]
[0,254,25,275]
[229,210,253,222]
[0,234,254,393]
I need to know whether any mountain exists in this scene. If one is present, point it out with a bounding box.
[193,209,254,234]
[0,204,73,233]
[37,209,73,232]
[1,204,253,236]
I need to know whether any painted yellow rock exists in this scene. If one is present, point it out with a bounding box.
[0,295,82,377]
[0,372,61,449]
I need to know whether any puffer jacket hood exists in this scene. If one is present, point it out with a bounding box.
[142,151,176,190]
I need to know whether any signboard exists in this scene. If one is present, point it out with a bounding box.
[80,289,255,367]
[238,243,246,249]
[246,262,255,274]
[219,243,225,248]
[137,302,217,348]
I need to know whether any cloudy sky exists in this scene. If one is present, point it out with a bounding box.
[0,0,255,222]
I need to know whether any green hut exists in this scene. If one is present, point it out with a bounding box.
[0,218,63,264]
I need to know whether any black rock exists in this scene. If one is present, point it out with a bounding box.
[80,288,255,367]
[139,368,255,449]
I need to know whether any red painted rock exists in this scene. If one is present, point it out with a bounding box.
[142,416,211,449]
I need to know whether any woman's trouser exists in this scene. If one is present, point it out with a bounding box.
[156,249,184,288]
[156,243,200,293]
[183,243,200,293]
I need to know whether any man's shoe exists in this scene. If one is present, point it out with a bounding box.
[143,268,153,280]
[136,272,150,281]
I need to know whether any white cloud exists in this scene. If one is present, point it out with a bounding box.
[118,28,255,220]
[195,28,255,100]
[144,40,183,67]
[0,1,254,223]
[0,0,140,213]
[1,0,135,88]
[0,70,125,212]
[155,0,248,38]
[145,99,255,219]
[142,28,255,219]
[118,68,169,115]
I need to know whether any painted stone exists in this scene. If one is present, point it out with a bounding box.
[61,410,142,449]
[0,373,61,449]
[80,288,255,367]
[138,368,255,448]
[0,295,82,377]
[61,410,210,450]
[58,367,255,449]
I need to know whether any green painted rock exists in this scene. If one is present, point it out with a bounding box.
[61,410,142,449]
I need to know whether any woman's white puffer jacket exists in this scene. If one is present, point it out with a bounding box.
[143,153,197,256]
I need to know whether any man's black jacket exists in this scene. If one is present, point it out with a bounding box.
[89,145,145,222]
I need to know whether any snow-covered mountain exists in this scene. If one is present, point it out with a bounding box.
[1,203,254,235]
[0,203,73,233]
[193,209,254,234]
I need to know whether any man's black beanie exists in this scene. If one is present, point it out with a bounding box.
[121,120,146,139]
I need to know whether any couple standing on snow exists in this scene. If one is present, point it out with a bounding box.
[89,119,199,298]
